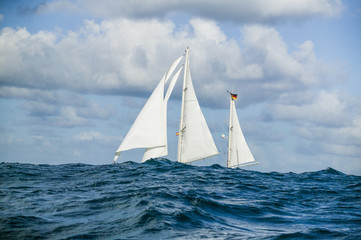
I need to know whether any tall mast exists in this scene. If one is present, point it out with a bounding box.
[177,48,188,162]
[227,93,233,168]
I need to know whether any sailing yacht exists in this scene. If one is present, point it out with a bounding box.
[114,48,219,164]
[226,92,258,168]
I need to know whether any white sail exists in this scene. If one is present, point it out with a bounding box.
[114,55,183,163]
[141,66,183,162]
[114,49,219,165]
[177,48,219,163]
[227,94,257,168]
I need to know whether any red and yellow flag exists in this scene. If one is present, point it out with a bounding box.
[231,93,238,100]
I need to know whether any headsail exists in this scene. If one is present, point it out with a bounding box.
[177,48,219,163]
[227,92,257,168]
[114,55,183,163]
[141,65,183,162]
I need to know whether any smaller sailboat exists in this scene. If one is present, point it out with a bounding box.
[226,92,258,168]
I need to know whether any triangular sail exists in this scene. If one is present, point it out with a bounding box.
[177,48,219,163]
[227,94,257,168]
[141,66,183,162]
[114,55,183,163]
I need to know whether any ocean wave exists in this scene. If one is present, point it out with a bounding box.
[0,160,360,239]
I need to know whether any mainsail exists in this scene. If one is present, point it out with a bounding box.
[227,92,257,168]
[177,48,219,163]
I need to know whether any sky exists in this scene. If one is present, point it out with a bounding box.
[0,0,360,175]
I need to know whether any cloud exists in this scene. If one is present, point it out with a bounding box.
[296,115,361,149]
[1,15,358,166]
[36,0,344,23]
[298,141,361,158]
[267,91,358,127]
[0,87,114,128]
[2,0,359,173]
[0,18,346,108]
[30,106,89,128]
[73,131,119,142]
[17,2,44,16]
[265,90,361,163]
[241,26,328,88]
[0,86,86,106]
[0,130,22,145]
[0,19,182,94]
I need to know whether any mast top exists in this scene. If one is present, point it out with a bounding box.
[227,90,238,101]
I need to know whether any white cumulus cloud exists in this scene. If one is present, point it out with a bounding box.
[36,0,344,23]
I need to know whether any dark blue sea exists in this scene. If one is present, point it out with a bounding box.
[1,159,360,239]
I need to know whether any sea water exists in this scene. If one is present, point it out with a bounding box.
[0,159,360,239]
